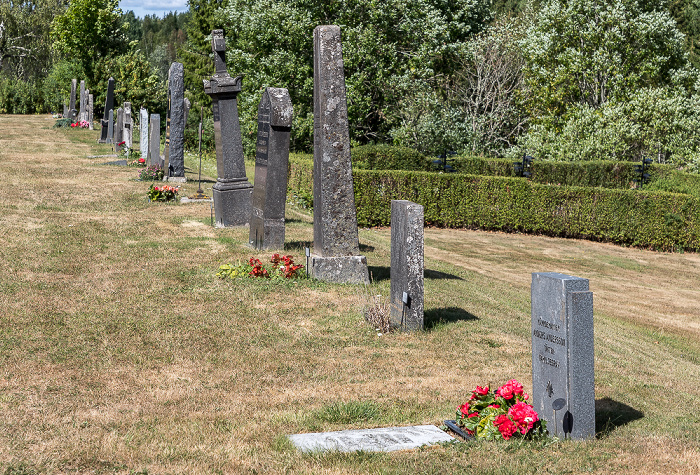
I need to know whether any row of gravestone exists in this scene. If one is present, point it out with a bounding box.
[63,79,94,128]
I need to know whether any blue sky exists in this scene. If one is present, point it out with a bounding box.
[120,0,189,19]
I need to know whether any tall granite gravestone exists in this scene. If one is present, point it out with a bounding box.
[99,77,115,143]
[123,102,133,153]
[389,200,424,331]
[114,107,124,153]
[88,94,94,129]
[531,272,595,440]
[79,80,86,122]
[165,62,186,181]
[249,88,293,249]
[69,79,77,120]
[140,107,149,159]
[148,114,161,166]
[308,25,369,284]
[204,29,253,227]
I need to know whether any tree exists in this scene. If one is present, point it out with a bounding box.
[50,0,127,83]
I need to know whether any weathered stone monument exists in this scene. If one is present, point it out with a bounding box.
[531,272,595,440]
[123,102,133,153]
[140,107,149,159]
[88,94,94,129]
[79,80,86,122]
[63,101,68,118]
[204,29,253,227]
[165,62,186,181]
[389,200,424,331]
[308,25,369,284]
[69,79,77,120]
[99,77,115,143]
[114,107,124,153]
[249,88,293,249]
[148,114,161,167]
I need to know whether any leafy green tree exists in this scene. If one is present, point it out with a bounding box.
[50,0,128,83]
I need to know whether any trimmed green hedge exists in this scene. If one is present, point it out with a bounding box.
[352,144,430,171]
[288,159,700,251]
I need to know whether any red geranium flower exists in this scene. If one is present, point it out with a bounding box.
[493,414,517,440]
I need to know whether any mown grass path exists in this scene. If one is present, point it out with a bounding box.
[0,114,698,473]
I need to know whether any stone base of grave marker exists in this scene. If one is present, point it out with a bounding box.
[213,183,253,227]
[390,200,424,331]
[309,255,370,284]
[164,176,187,183]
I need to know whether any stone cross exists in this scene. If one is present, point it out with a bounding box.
[204,29,253,226]
[148,114,161,167]
[114,107,124,153]
[123,102,133,153]
[531,272,595,440]
[99,77,115,143]
[140,107,149,159]
[88,93,94,130]
[69,79,77,120]
[165,62,186,181]
[308,25,369,284]
[79,80,86,122]
[107,109,114,144]
[249,87,293,250]
[390,200,424,331]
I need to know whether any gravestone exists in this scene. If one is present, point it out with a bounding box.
[184,97,191,126]
[289,425,454,453]
[123,102,133,153]
[308,25,369,284]
[390,200,424,331]
[249,88,293,250]
[79,80,86,122]
[88,93,94,129]
[148,114,161,167]
[63,101,68,118]
[531,272,595,440]
[69,79,77,120]
[203,29,253,226]
[165,62,186,181]
[140,107,149,159]
[99,77,115,143]
[114,107,124,153]
[107,109,114,145]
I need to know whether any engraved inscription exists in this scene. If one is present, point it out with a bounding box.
[539,354,559,368]
[533,328,565,346]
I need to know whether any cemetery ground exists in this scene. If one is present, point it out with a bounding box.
[0,114,699,474]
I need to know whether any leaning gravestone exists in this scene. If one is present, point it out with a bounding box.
[99,77,115,143]
[390,200,424,331]
[165,62,186,181]
[289,425,454,453]
[148,114,161,167]
[69,79,77,120]
[140,107,149,159]
[308,25,369,284]
[249,88,293,250]
[123,102,133,153]
[114,107,124,153]
[531,272,595,440]
[203,29,253,226]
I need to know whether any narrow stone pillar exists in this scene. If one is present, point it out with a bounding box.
[308,25,369,284]
[114,107,124,152]
[148,114,161,167]
[140,107,149,159]
[69,79,77,120]
[390,200,424,331]
[204,29,253,227]
[165,62,186,181]
[249,88,293,250]
[107,109,114,144]
[88,92,94,129]
[79,80,86,122]
[123,102,133,153]
[99,77,115,143]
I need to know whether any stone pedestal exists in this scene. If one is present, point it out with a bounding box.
[309,25,368,284]
[389,200,424,331]
[99,77,115,143]
[204,29,253,227]
[249,88,293,250]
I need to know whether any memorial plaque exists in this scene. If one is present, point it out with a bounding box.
[288,425,454,453]
[531,272,595,440]
[249,88,293,250]
[390,200,424,331]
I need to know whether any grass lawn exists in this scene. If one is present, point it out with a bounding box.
[0,114,698,474]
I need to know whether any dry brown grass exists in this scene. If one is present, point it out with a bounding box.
[0,114,699,474]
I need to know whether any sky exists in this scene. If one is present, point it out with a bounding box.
[119,0,189,19]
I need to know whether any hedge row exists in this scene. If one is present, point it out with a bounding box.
[287,159,700,251]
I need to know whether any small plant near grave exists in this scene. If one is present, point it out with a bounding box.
[71,120,89,128]
[455,380,547,440]
[127,151,145,167]
[147,184,179,202]
[217,254,305,281]
[52,118,72,128]
[360,287,392,334]
[137,164,164,181]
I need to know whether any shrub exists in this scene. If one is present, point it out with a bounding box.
[352,144,430,171]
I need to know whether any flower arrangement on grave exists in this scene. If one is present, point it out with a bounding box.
[137,164,164,181]
[455,379,547,440]
[127,151,146,167]
[70,120,89,128]
[217,254,305,280]
[147,184,179,202]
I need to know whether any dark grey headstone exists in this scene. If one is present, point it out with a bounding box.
[309,25,369,284]
[531,272,595,440]
[99,77,115,143]
[79,80,86,122]
[390,200,424,331]
[106,109,114,144]
[249,88,293,250]
[148,114,161,167]
[114,107,124,153]
[69,79,77,120]
[166,62,185,179]
[203,29,253,227]
[140,107,149,159]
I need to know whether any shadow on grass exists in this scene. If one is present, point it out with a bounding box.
[285,240,312,251]
[425,307,479,330]
[368,266,390,283]
[359,243,375,253]
[425,268,464,280]
[595,397,644,438]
